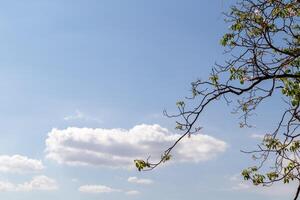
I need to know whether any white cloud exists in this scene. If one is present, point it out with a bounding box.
[63,110,84,121]
[228,173,240,182]
[231,181,296,197]
[63,110,102,124]
[228,173,296,197]
[0,181,15,192]
[0,176,58,192]
[127,177,153,185]
[126,190,140,195]
[45,124,227,168]
[79,185,120,194]
[0,155,44,173]
[71,178,79,182]
[79,185,141,196]
[231,182,251,190]
[256,183,296,197]
[250,133,265,139]
[16,175,58,192]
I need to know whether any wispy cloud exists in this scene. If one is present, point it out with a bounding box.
[228,173,295,197]
[0,155,44,174]
[250,133,265,139]
[125,190,140,195]
[231,182,251,190]
[127,177,153,185]
[78,185,120,194]
[71,178,79,182]
[228,173,240,182]
[45,124,227,169]
[63,110,102,124]
[78,185,141,196]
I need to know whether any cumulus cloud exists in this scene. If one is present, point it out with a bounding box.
[0,155,44,173]
[127,177,153,185]
[0,181,15,192]
[125,190,140,195]
[0,176,58,192]
[45,124,227,168]
[79,185,120,194]
[17,175,58,191]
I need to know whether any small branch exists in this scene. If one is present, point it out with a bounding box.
[293,182,300,200]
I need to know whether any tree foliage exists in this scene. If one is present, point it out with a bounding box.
[135,0,300,199]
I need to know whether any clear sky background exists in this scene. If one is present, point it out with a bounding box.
[0,1,296,200]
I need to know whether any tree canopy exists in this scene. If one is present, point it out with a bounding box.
[135,0,300,199]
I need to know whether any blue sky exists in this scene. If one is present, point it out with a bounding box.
[0,1,295,200]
